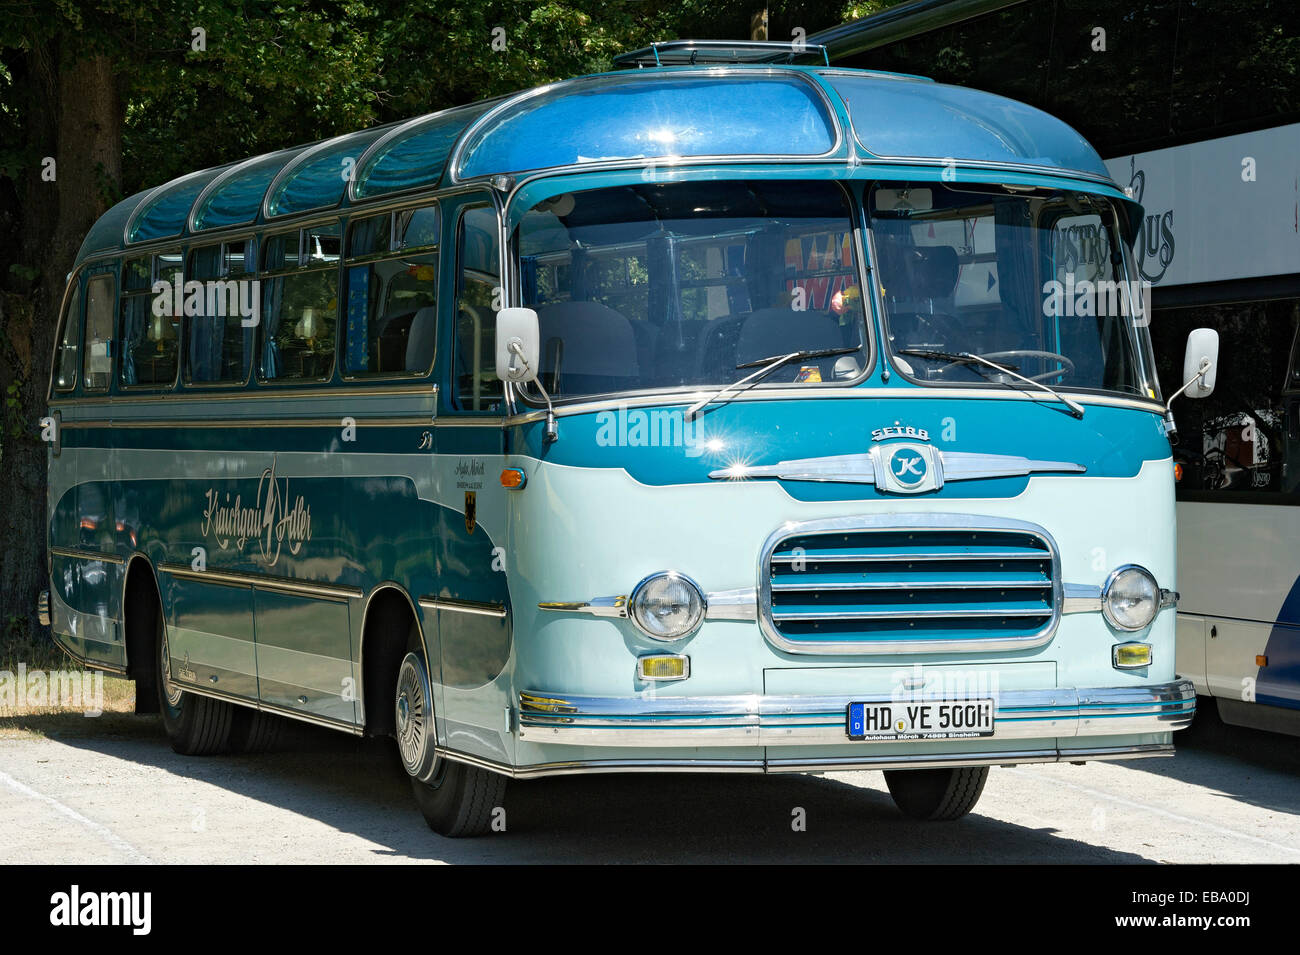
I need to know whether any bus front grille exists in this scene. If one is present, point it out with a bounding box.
[760,516,1061,654]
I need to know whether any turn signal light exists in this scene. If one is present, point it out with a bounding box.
[1173,462,1184,483]
[1112,642,1153,669]
[637,654,690,681]
[1257,654,1268,667]
[500,467,526,489]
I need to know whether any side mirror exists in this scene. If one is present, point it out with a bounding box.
[1182,327,1219,399]
[495,307,540,383]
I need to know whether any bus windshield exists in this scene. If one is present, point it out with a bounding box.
[517,180,869,401]
[870,183,1158,400]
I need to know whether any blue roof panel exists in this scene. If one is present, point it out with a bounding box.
[456,73,838,180]
[267,126,391,216]
[128,170,229,242]
[193,149,304,231]
[353,104,495,200]
[826,73,1110,179]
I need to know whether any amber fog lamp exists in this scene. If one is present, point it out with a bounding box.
[1112,642,1153,669]
[636,654,690,681]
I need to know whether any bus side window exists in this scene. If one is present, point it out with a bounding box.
[120,253,181,389]
[82,275,116,392]
[53,282,84,393]
[185,242,254,385]
[454,205,503,411]
[343,205,440,377]
[260,227,339,383]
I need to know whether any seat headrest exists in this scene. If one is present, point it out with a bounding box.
[535,301,638,377]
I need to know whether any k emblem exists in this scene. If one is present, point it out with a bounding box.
[465,491,477,534]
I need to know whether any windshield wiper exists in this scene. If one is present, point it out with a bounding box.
[899,348,1085,419]
[686,346,860,419]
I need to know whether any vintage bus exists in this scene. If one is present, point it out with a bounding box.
[41,40,1215,836]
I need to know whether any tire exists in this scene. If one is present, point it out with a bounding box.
[156,615,233,756]
[395,650,507,837]
[884,766,989,821]
[229,707,284,754]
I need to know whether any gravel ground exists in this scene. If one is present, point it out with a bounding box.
[1,708,1297,864]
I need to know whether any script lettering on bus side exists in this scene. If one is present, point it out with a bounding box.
[200,458,312,567]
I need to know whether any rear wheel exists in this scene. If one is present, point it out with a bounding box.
[156,616,233,756]
[396,650,507,837]
[884,766,988,820]
[229,707,283,753]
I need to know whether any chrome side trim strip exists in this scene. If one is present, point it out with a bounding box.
[417,595,508,618]
[48,382,438,406]
[516,679,1195,747]
[48,546,125,565]
[1062,583,1103,614]
[157,563,363,601]
[170,680,364,736]
[61,416,435,430]
[703,588,759,621]
[448,742,1174,779]
[538,595,628,618]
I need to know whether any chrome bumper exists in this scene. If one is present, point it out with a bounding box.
[518,679,1196,748]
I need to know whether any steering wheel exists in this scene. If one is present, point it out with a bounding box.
[939,349,1075,383]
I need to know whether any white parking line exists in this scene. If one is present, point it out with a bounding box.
[0,768,153,865]
[1008,767,1300,857]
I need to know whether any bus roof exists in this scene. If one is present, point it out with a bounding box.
[75,63,1122,267]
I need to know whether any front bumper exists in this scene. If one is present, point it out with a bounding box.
[518,679,1195,748]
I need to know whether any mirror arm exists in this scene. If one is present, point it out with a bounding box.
[1162,357,1215,445]
[1166,357,1214,406]
[508,340,557,443]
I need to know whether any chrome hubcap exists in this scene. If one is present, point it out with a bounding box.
[160,633,183,707]
[395,653,433,779]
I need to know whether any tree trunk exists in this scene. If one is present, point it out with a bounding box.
[0,47,122,639]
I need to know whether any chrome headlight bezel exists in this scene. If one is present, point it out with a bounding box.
[629,571,706,641]
[1101,564,1160,632]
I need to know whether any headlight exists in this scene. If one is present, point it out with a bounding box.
[629,572,705,640]
[1102,565,1159,631]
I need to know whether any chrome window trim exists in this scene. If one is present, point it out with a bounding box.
[756,512,1063,655]
[499,387,1167,427]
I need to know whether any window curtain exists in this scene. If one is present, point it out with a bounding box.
[120,295,150,385]
[262,277,284,378]
[345,265,370,372]
[993,197,1036,334]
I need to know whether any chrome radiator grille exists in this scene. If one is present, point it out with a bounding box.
[760,516,1060,654]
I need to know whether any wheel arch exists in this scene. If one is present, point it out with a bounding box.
[359,582,432,737]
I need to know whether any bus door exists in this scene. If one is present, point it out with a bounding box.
[428,196,512,752]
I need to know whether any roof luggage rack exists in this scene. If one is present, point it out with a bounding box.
[612,39,830,69]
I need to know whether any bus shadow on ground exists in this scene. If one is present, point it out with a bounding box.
[1116,707,1300,818]
[11,712,1157,863]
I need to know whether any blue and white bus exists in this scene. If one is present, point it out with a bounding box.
[41,41,1212,836]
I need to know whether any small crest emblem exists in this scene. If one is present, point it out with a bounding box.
[465,491,477,534]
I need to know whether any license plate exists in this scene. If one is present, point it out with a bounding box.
[846,699,995,741]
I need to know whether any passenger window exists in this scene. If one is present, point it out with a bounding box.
[185,242,254,385]
[260,227,338,382]
[120,253,180,388]
[83,275,115,392]
[455,205,502,411]
[343,205,440,377]
[53,282,83,393]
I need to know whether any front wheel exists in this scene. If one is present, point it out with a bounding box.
[395,651,507,837]
[156,617,233,756]
[884,766,988,820]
